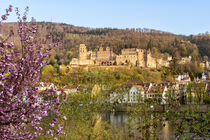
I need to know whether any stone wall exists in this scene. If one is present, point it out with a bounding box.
[116,48,140,66]
[146,52,156,68]
[70,58,94,65]
[156,59,169,68]
[78,59,94,65]
[116,54,138,66]
[70,44,170,68]
[96,46,114,61]
[70,58,79,65]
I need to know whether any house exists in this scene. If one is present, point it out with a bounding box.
[201,72,208,81]
[128,86,145,103]
[186,82,208,104]
[174,75,181,82]
[36,90,44,103]
[174,73,191,83]
[182,76,191,83]
[110,85,145,104]
[146,85,168,104]
[110,92,128,104]
[135,85,147,101]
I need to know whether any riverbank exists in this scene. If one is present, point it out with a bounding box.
[111,104,210,112]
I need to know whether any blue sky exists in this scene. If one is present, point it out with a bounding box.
[0,0,209,35]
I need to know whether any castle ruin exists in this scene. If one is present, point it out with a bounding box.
[70,44,169,68]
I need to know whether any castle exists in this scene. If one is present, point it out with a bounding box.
[70,44,169,68]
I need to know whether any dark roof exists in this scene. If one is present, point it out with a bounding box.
[126,79,144,86]
[161,78,170,83]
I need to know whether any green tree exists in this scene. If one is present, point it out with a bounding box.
[41,65,58,82]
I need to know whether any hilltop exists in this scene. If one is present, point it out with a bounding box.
[0,22,209,65]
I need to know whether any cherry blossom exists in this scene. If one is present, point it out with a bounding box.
[0,6,66,139]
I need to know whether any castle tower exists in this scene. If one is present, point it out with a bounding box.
[143,50,149,67]
[106,46,112,60]
[99,45,103,51]
[106,46,110,51]
[144,49,157,68]
[79,44,87,60]
[137,49,144,67]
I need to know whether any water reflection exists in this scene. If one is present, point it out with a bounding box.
[102,112,175,139]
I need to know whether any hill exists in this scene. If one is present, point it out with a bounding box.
[0,22,209,65]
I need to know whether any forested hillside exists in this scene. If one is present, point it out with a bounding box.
[1,22,209,65]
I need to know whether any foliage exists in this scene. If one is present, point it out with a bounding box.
[169,59,204,80]
[39,67,209,140]
[35,90,124,140]
[0,6,66,139]
[165,90,210,139]
[122,88,210,139]
[189,34,210,59]
[1,22,209,65]
[41,64,58,82]
[40,66,167,86]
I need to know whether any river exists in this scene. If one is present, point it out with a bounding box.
[101,112,207,140]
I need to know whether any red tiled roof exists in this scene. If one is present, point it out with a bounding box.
[183,77,190,80]
[147,86,166,94]
[135,85,146,92]
[174,75,179,78]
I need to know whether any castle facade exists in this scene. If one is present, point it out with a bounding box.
[70,44,169,68]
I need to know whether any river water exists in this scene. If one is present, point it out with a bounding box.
[100,111,208,140]
[101,112,176,139]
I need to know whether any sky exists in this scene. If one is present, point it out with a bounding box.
[0,0,209,35]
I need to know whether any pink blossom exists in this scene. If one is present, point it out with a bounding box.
[50,123,55,127]
[0,5,66,139]
[1,15,7,20]
[9,5,12,12]
[62,116,67,120]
